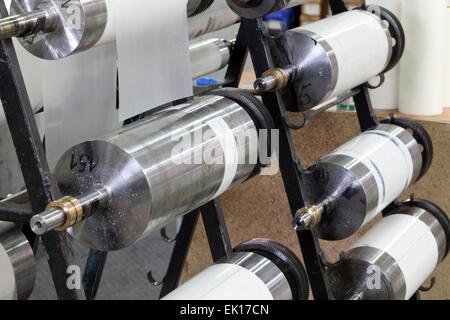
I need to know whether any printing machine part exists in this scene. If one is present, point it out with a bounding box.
[0,222,36,300]
[293,116,433,240]
[30,89,275,251]
[255,7,405,112]
[1,0,238,59]
[162,238,309,300]
[328,199,450,300]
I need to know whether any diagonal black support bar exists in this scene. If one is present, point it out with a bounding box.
[159,210,199,299]
[200,199,233,262]
[329,0,349,14]
[82,249,108,300]
[241,17,334,300]
[224,23,249,88]
[353,85,378,131]
[0,1,85,300]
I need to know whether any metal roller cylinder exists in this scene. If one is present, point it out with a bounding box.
[263,9,397,111]
[190,38,233,79]
[162,239,309,300]
[0,222,36,300]
[188,0,240,40]
[10,0,109,60]
[293,122,428,240]
[328,199,450,300]
[4,0,238,59]
[31,90,273,251]
[226,0,308,19]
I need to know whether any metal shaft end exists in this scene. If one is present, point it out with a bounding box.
[254,77,272,94]
[254,65,302,94]
[292,205,323,231]
[30,196,83,235]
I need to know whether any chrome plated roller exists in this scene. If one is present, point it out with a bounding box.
[0,222,36,300]
[30,89,274,251]
[0,0,238,59]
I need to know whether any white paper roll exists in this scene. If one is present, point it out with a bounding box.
[366,0,401,110]
[162,263,274,300]
[299,10,391,101]
[330,128,415,225]
[351,214,439,299]
[399,0,446,116]
[114,0,193,121]
[445,1,450,107]
[43,42,120,169]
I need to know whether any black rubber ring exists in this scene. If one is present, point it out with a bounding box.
[209,88,275,176]
[363,6,405,74]
[380,116,433,182]
[210,88,275,131]
[234,238,310,300]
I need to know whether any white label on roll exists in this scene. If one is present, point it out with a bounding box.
[331,129,414,224]
[207,118,239,198]
[162,263,274,300]
[351,214,439,299]
[0,244,16,300]
[114,0,193,121]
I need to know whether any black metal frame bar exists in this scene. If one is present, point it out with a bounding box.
[0,0,86,300]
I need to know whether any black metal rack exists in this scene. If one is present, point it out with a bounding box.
[0,0,420,300]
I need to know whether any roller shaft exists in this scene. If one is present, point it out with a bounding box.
[0,9,53,40]
[254,65,302,94]
[30,187,109,235]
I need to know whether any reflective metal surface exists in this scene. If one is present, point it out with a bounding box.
[229,251,292,300]
[11,0,108,60]
[188,0,240,40]
[55,95,258,251]
[277,29,334,111]
[0,222,36,300]
[329,246,405,300]
[190,38,232,79]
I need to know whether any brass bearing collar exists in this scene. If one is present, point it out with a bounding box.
[45,196,83,231]
[295,205,323,230]
[261,68,290,92]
